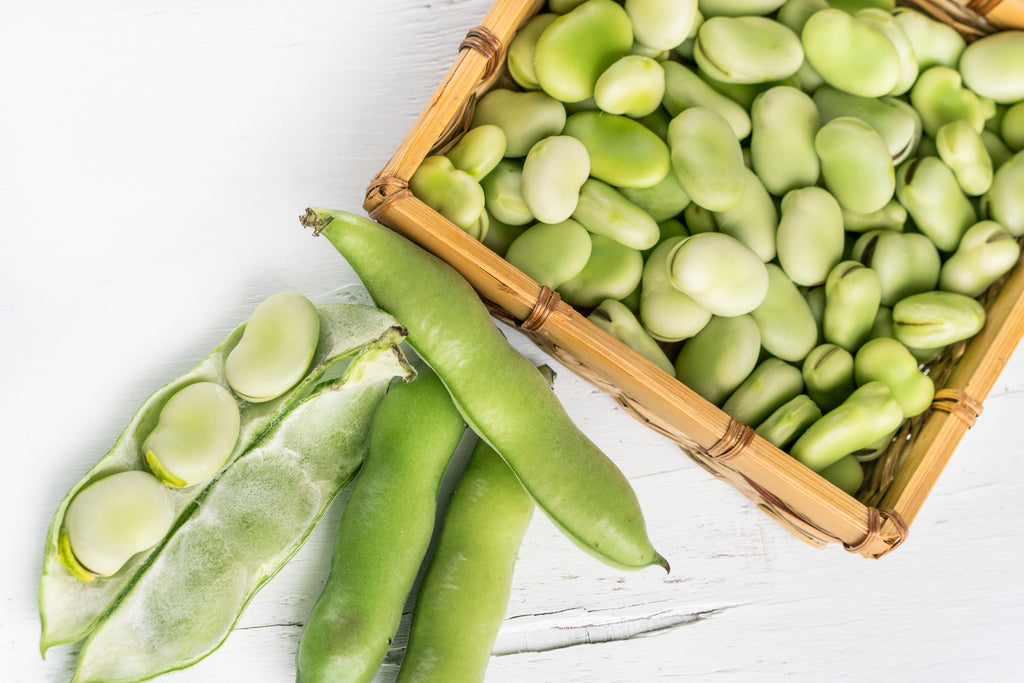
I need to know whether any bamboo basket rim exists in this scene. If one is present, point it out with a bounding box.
[364,0,1024,558]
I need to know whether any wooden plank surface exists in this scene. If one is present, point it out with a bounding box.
[3,1,1023,681]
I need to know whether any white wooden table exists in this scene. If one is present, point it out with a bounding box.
[3,2,1023,681]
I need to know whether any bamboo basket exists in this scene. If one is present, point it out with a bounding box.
[364,0,1024,558]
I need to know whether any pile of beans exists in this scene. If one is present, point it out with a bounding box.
[410,0,1024,496]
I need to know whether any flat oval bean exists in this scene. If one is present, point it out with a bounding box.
[813,87,920,164]
[713,167,778,261]
[572,178,661,250]
[563,111,670,188]
[699,0,787,16]
[776,187,845,287]
[61,471,174,580]
[446,125,507,181]
[817,455,864,496]
[909,66,986,137]
[984,150,1024,236]
[959,30,1024,104]
[505,219,592,290]
[867,306,942,364]
[305,209,666,571]
[815,116,895,214]
[668,232,770,317]
[892,290,986,349]
[409,156,487,236]
[936,119,994,196]
[627,0,699,50]
[895,156,977,251]
[755,394,822,449]
[841,199,907,233]
[396,438,534,683]
[481,160,533,226]
[855,7,918,95]
[721,358,804,428]
[296,362,465,683]
[852,230,941,305]
[940,220,1021,297]
[1001,102,1024,152]
[534,0,633,103]
[225,291,320,403]
[892,7,965,70]
[71,339,414,683]
[142,382,241,487]
[471,89,567,158]
[589,299,675,375]
[508,13,559,91]
[750,85,820,196]
[854,337,934,418]
[674,314,762,405]
[639,236,712,342]
[594,55,666,117]
[749,263,818,362]
[521,135,591,224]
[694,16,803,84]
[668,107,747,211]
[39,301,404,653]
[802,343,856,413]
[559,233,644,308]
[662,61,752,139]
[823,260,882,353]
[619,166,691,223]
[481,212,527,258]
[801,9,901,97]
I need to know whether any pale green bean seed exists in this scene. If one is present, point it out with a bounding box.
[674,314,762,405]
[713,167,778,261]
[722,358,804,427]
[636,106,673,141]
[854,8,918,95]
[225,292,320,403]
[750,263,818,362]
[589,299,675,375]
[683,201,717,234]
[695,16,803,84]
[981,130,1014,170]
[817,455,864,496]
[801,9,901,98]
[985,150,1024,236]
[802,343,856,413]
[409,155,487,234]
[550,0,588,11]
[959,30,1024,104]
[854,337,934,417]
[791,381,904,472]
[852,230,941,305]
[699,0,787,16]
[896,156,977,251]
[143,382,240,488]
[940,220,1021,297]
[620,166,691,222]
[999,102,1024,153]
[828,0,896,12]
[842,199,907,233]
[594,56,666,118]
[776,0,829,34]
[804,285,827,339]
[481,212,527,257]
[62,471,174,579]
[639,236,712,342]
[656,217,690,246]
[446,125,507,181]
[563,110,671,188]
[750,86,820,195]
[868,305,944,363]
[662,60,752,139]
[481,160,533,226]
[521,135,591,224]
[755,394,822,450]
[936,119,994,195]
[505,219,592,289]
[813,87,921,164]
[892,290,986,348]
[508,13,559,90]
[668,107,747,211]
[627,0,699,50]
[776,187,845,287]
[471,89,567,157]
[668,233,770,316]
[572,178,662,250]
[909,66,986,137]
[823,260,882,352]
[892,8,965,70]
[534,0,633,103]
[815,117,895,214]
[559,233,644,307]
[850,428,898,463]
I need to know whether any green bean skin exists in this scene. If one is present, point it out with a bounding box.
[396,438,534,683]
[296,363,466,683]
[304,208,667,572]
[71,336,414,683]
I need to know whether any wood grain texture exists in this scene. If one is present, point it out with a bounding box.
[3,2,1023,682]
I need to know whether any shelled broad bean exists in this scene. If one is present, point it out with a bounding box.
[409,0,1024,495]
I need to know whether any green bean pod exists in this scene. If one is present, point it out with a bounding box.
[304,209,666,572]
[39,301,406,654]
[71,335,415,683]
[674,314,762,405]
[755,394,822,449]
[296,362,466,683]
[396,438,534,683]
[721,358,804,428]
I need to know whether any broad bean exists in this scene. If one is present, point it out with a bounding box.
[892,8,965,70]
[854,337,934,417]
[801,9,901,98]
[481,160,533,226]
[815,116,895,214]
[895,156,977,251]
[940,220,1021,297]
[892,290,986,349]
[521,135,591,224]
[721,358,804,428]
[694,16,804,84]
[306,209,666,571]
[662,60,752,139]
[841,199,907,233]
[639,236,712,342]
[909,66,986,137]
[534,0,633,103]
[855,8,918,96]
[790,381,905,472]
[572,178,661,250]
[559,233,644,307]
[674,314,762,405]
[626,0,700,50]
[823,260,882,352]
[936,119,994,195]
[852,230,940,305]
[984,150,1024,236]
[1001,102,1024,152]
[589,299,675,375]
[481,212,527,257]
[504,219,592,290]
[594,55,666,117]
[409,156,487,237]
[507,13,559,91]
[958,30,1024,104]
[817,455,864,496]
[668,106,747,211]
[619,166,691,222]
[471,89,567,158]
[750,85,821,195]
[802,343,857,412]
[750,263,818,362]
[776,186,845,287]
[713,167,778,261]
[446,124,507,181]
[755,394,822,449]
[668,232,770,317]
[813,87,921,164]
[563,110,670,188]
[143,381,241,487]
[981,130,1014,169]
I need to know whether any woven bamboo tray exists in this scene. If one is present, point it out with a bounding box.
[364,0,1024,558]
